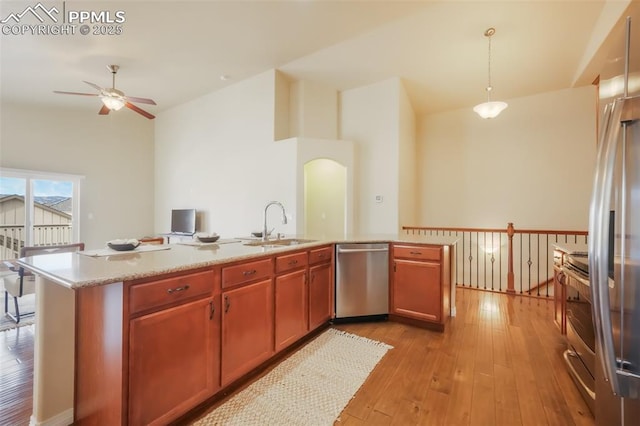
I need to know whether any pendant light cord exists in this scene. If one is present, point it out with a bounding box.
[486,30,493,102]
[473,27,507,118]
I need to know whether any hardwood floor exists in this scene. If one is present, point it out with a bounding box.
[334,288,594,426]
[0,288,594,426]
[0,324,34,426]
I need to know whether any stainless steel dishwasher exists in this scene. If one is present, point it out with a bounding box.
[335,243,389,320]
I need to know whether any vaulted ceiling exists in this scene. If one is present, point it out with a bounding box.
[0,1,623,117]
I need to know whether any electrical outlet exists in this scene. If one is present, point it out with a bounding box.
[375,195,383,203]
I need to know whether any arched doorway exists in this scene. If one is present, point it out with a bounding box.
[303,158,346,238]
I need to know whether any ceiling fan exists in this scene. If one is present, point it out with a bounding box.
[54,65,156,119]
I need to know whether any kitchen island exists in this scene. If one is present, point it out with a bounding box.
[18,234,456,425]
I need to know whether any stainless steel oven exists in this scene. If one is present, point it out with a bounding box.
[562,253,595,413]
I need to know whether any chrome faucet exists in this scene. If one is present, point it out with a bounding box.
[263,201,287,241]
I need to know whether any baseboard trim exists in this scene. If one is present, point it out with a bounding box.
[29,408,73,426]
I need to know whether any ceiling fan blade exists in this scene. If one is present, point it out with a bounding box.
[83,81,104,92]
[125,102,155,119]
[124,95,156,105]
[53,90,98,97]
[98,105,110,115]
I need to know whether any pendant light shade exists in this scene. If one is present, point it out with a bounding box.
[473,100,508,119]
[474,27,508,119]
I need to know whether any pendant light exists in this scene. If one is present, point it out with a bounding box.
[473,27,508,119]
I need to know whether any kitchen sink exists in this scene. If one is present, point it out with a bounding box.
[243,238,317,247]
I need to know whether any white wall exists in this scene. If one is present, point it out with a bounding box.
[154,70,298,238]
[416,86,597,230]
[0,103,155,249]
[398,79,417,229]
[289,80,338,139]
[340,78,402,234]
[0,80,598,252]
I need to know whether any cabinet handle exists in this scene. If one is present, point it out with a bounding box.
[310,272,315,283]
[317,254,325,259]
[209,300,215,320]
[409,251,422,255]
[288,260,298,266]
[224,295,230,313]
[167,284,190,294]
[242,269,257,276]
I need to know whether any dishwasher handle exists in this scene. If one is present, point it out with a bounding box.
[337,247,389,254]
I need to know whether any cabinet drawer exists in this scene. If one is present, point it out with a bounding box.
[129,270,215,315]
[393,245,441,261]
[222,258,272,288]
[275,251,308,274]
[309,246,332,265]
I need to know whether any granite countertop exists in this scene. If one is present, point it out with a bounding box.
[17,234,458,289]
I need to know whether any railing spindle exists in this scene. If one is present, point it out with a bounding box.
[507,223,515,294]
[402,223,587,298]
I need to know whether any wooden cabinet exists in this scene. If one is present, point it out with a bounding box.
[71,243,335,425]
[393,245,441,262]
[127,270,219,426]
[393,259,441,321]
[222,258,272,289]
[274,246,333,351]
[391,244,449,330]
[275,269,308,352]
[309,246,332,265]
[129,270,214,314]
[308,245,333,331]
[274,251,308,352]
[308,261,332,330]
[221,278,274,386]
[275,251,308,274]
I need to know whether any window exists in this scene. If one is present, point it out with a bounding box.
[0,168,83,259]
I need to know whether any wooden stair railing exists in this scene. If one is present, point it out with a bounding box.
[402,223,588,297]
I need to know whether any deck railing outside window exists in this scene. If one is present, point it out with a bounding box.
[402,224,588,297]
[0,225,73,259]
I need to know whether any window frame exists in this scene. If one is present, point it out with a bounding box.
[0,167,84,247]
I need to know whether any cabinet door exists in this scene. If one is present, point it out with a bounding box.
[275,270,307,352]
[393,259,442,323]
[309,262,332,330]
[221,279,274,386]
[129,297,218,426]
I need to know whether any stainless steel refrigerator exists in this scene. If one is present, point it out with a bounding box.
[589,9,640,426]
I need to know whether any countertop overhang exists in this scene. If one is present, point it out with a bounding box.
[17,234,459,289]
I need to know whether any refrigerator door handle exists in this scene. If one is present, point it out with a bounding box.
[589,97,624,393]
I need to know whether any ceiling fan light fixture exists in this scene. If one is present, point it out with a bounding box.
[101,96,125,111]
[474,27,508,119]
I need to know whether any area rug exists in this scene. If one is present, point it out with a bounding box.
[194,328,393,426]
